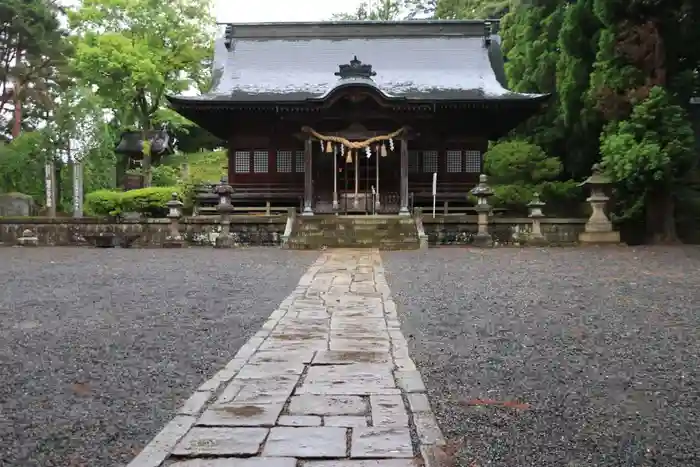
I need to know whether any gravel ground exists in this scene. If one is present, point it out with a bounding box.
[383,246,700,467]
[0,247,317,467]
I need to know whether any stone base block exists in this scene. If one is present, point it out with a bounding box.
[215,234,235,248]
[17,237,39,247]
[579,230,621,244]
[472,232,493,248]
[418,234,429,250]
[525,235,548,246]
[163,237,185,248]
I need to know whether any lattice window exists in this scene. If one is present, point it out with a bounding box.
[422,150,438,173]
[234,151,250,173]
[408,150,420,173]
[276,150,292,173]
[253,150,268,173]
[295,150,305,173]
[446,150,462,173]
[465,150,482,173]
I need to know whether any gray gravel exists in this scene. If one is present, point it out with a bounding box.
[383,247,700,467]
[0,247,317,467]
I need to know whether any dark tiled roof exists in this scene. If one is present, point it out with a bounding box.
[168,21,547,106]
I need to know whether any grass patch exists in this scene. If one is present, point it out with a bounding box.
[164,150,227,183]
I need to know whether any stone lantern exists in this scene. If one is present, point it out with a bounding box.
[470,174,494,247]
[17,228,39,247]
[578,163,620,244]
[163,192,184,248]
[214,176,235,248]
[527,192,546,245]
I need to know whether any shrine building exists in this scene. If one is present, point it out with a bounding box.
[168,20,549,215]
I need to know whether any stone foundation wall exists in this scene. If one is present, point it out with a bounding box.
[0,215,587,247]
[422,215,587,245]
[0,216,287,247]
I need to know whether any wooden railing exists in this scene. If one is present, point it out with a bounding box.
[195,201,299,216]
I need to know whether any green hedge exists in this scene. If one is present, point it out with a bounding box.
[85,186,180,217]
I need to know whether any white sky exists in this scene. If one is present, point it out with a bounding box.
[214,0,366,22]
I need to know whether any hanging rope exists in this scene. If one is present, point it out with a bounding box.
[301,126,407,149]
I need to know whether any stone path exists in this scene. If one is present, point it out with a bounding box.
[128,249,444,467]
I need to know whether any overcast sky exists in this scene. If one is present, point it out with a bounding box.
[214,0,366,22]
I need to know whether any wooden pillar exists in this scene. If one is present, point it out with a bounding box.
[354,150,359,208]
[375,148,380,211]
[302,138,314,215]
[399,138,409,215]
[332,148,338,210]
[227,141,235,186]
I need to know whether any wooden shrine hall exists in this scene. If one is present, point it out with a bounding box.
[168,20,549,215]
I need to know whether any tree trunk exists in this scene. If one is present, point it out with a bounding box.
[141,120,153,188]
[12,90,21,138]
[142,132,152,187]
[11,45,22,139]
[645,186,679,244]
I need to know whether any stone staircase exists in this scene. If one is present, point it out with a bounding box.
[287,215,420,250]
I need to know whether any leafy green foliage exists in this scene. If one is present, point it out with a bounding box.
[555,0,603,178]
[485,140,561,184]
[127,164,181,187]
[0,0,70,138]
[84,186,180,217]
[84,189,123,216]
[164,150,227,183]
[121,186,179,217]
[332,0,404,20]
[150,165,181,187]
[435,0,512,19]
[88,150,226,215]
[601,87,695,221]
[484,139,581,213]
[0,132,47,201]
[68,0,215,132]
[171,125,223,153]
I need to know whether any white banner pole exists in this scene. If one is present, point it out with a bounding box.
[432,172,437,219]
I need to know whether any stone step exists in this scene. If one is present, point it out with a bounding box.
[289,215,420,250]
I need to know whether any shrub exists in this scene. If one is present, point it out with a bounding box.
[121,186,179,217]
[177,176,207,212]
[84,186,180,218]
[151,165,180,186]
[483,139,581,214]
[85,189,124,216]
[485,140,562,185]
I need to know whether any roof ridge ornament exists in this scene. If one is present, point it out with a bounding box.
[335,56,377,80]
[483,20,492,47]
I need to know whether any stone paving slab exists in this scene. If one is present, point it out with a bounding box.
[172,427,268,456]
[262,427,347,457]
[128,250,444,467]
[302,461,421,467]
[169,459,297,467]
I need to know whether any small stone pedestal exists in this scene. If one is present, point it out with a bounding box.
[214,176,236,248]
[578,164,620,244]
[470,174,494,248]
[163,192,185,248]
[527,192,547,246]
[17,229,39,247]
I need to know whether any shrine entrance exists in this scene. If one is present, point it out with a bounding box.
[306,124,404,215]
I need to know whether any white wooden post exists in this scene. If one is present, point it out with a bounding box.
[45,160,56,217]
[432,172,437,219]
[73,159,84,218]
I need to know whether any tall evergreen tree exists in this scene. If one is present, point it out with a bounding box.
[0,0,69,138]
